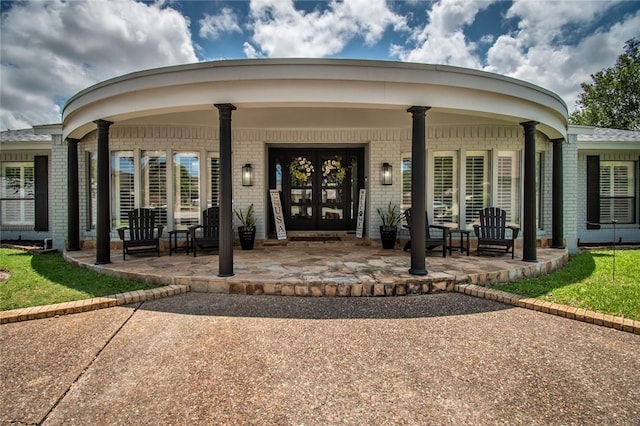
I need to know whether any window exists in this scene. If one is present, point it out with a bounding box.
[1,162,34,225]
[173,152,200,228]
[536,152,544,229]
[208,155,220,207]
[111,151,135,228]
[433,152,458,224]
[141,151,167,226]
[497,151,520,225]
[401,156,412,212]
[600,161,636,224]
[87,152,97,230]
[465,151,490,228]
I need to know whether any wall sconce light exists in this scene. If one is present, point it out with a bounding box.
[242,163,253,186]
[381,162,393,185]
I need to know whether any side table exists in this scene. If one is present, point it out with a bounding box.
[447,228,470,256]
[169,229,191,255]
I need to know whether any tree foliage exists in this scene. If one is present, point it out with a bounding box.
[569,38,640,130]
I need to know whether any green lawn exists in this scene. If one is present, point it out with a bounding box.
[495,248,640,320]
[0,248,156,311]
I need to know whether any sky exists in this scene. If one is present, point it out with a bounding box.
[1,0,639,131]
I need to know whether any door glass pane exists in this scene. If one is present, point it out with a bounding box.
[291,189,313,204]
[291,205,313,219]
[350,154,358,219]
[322,207,343,219]
[275,159,282,192]
[321,155,346,187]
[322,188,343,203]
[289,156,314,187]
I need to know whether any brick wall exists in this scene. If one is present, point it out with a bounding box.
[65,124,555,243]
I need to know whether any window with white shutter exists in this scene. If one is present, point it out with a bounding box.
[401,155,412,212]
[111,151,135,228]
[536,152,544,229]
[142,151,167,226]
[433,152,458,224]
[600,161,635,224]
[208,155,220,207]
[87,152,97,230]
[465,151,489,227]
[173,152,200,228]
[497,151,520,225]
[0,162,34,225]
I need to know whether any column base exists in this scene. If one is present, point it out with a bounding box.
[409,268,428,276]
[218,272,235,278]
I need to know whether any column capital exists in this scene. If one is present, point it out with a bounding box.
[65,137,80,146]
[215,103,237,120]
[520,120,538,129]
[93,119,113,128]
[551,138,565,144]
[407,106,431,115]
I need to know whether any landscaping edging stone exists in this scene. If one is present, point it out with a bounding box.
[454,283,640,335]
[0,284,190,324]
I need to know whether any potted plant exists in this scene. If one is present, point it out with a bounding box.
[377,201,402,249]
[234,203,256,250]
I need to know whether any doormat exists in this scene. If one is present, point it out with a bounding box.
[290,236,342,242]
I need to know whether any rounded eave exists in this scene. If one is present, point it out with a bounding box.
[62,58,568,140]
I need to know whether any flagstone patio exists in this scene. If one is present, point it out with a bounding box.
[64,241,568,297]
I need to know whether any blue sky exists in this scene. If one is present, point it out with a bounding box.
[1,0,639,130]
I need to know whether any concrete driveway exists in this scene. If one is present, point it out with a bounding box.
[1,293,639,425]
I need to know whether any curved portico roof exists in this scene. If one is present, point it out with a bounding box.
[62,58,568,140]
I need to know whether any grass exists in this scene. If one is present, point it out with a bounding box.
[495,248,640,320]
[0,248,156,311]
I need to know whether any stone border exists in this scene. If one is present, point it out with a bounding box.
[0,285,189,324]
[454,283,640,335]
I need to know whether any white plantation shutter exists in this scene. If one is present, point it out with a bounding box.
[142,151,167,226]
[112,152,135,228]
[210,157,220,206]
[465,153,488,226]
[88,152,97,230]
[497,152,520,224]
[173,152,200,227]
[401,156,412,212]
[433,154,457,224]
[1,162,35,225]
[600,161,635,224]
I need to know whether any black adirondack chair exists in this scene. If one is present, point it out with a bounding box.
[189,207,220,257]
[402,208,448,257]
[117,208,164,260]
[473,207,520,259]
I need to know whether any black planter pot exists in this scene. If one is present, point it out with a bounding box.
[380,226,397,249]
[238,226,256,250]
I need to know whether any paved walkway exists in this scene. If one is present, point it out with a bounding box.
[2,293,639,425]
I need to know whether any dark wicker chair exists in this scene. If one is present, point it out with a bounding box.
[117,208,164,260]
[402,208,448,257]
[473,207,520,259]
[189,207,220,257]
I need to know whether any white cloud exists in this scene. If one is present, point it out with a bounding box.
[390,0,495,68]
[0,0,197,129]
[505,0,618,46]
[199,7,242,40]
[244,0,407,58]
[484,2,640,111]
